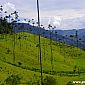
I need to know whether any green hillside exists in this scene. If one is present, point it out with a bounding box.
[0,32,85,85]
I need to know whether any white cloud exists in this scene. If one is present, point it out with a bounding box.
[40,9,85,20]
[48,18,52,25]
[40,9,85,30]
[3,2,16,14]
[53,16,62,26]
[60,17,85,30]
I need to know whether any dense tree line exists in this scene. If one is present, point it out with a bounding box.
[0,18,13,34]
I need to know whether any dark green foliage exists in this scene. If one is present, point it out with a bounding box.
[4,74,22,85]
[67,81,74,85]
[0,18,13,34]
[42,76,57,85]
[18,62,22,65]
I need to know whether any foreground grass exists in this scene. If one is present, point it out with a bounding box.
[0,32,85,85]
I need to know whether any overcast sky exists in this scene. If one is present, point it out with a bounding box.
[0,0,85,30]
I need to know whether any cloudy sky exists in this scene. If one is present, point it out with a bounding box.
[0,0,85,30]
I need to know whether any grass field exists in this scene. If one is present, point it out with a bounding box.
[0,32,85,85]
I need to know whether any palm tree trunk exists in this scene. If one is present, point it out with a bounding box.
[50,31,53,73]
[12,23,16,64]
[37,0,43,84]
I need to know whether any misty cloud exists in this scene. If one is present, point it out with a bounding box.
[3,2,16,14]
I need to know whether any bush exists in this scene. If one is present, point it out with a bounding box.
[4,74,22,85]
[42,76,57,85]
[67,81,74,85]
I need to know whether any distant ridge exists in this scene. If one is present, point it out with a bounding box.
[13,23,85,50]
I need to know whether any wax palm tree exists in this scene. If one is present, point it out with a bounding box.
[11,18,16,63]
[11,11,19,63]
[75,30,78,57]
[55,31,58,53]
[11,11,19,20]
[0,5,3,19]
[76,30,78,47]
[48,24,54,73]
[40,24,43,28]
[24,19,29,49]
[4,11,7,19]
[37,0,42,84]
[42,31,46,61]
[27,19,31,40]
[32,19,36,43]
[32,19,35,26]
[0,5,3,39]
[5,14,11,23]
[28,19,31,25]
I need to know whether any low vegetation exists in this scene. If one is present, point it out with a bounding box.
[0,32,85,85]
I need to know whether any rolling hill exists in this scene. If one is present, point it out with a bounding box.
[0,32,85,85]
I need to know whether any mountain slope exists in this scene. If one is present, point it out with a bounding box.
[0,32,85,85]
[14,23,85,50]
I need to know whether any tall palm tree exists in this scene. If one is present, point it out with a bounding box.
[76,30,78,48]
[27,19,31,40]
[4,11,8,49]
[11,18,15,63]
[75,30,78,57]
[48,24,54,73]
[24,19,29,49]
[36,0,42,84]
[11,11,19,63]
[5,14,11,23]
[42,31,46,61]
[40,24,43,28]
[11,11,19,20]
[4,11,7,19]
[32,19,35,26]
[28,19,31,25]
[0,5,3,40]
[0,5,3,19]
[32,19,36,43]
[55,31,58,44]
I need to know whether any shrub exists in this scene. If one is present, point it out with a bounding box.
[4,74,22,85]
[42,76,57,85]
[67,81,74,85]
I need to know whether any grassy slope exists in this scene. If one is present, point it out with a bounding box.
[0,32,85,85]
